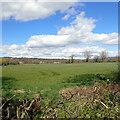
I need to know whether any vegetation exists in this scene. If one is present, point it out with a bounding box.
[84,51,91,62]
[0,56,119,66]
[1,81,120,119]
[94,55,99,62]
[0,57,19,65]
[1,63,119,119]
[2,63,118,98]
[70,55,75,63]
[100,50,108,62]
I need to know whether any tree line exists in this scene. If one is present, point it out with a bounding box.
[1,50,118,65]
[68,50,116,63]
[84,50,108,62]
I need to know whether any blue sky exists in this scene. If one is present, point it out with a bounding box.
[1,2,118,58]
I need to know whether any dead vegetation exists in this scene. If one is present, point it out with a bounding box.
[13,90,25,93]
[1,82,120,119]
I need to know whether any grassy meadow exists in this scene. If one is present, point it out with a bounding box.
[2,63,118,99]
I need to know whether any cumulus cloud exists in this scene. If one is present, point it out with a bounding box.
[26,12,118,49]
[26,35,70,48]
[2,0,78,21]
[51,46,106,58]
[58,12,118,45]
[1,44,57,58]
[62,14,71,20]
[1,44,118,59]
[61,7,78,20]
[1,2,118,58]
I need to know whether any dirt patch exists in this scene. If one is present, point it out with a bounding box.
[13,90,25,93]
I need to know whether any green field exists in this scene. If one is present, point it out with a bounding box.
[2,63,118,99]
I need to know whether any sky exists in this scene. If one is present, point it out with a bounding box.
[1,1,118,59]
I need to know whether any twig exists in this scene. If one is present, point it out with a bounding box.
[0,95,15,109]
[26,99,35,111]
[32,92,59,119]
[94,99,108,109]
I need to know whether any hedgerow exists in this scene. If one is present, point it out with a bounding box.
[1,81,120,119]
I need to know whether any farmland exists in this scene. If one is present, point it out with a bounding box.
[2,63,118,99]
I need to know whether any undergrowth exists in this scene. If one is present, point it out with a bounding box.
[1,81,120,119]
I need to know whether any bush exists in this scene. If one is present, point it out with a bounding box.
[1,82,120,119]
[64,72,120,86]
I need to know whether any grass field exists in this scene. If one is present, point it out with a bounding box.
[2,63,118,99]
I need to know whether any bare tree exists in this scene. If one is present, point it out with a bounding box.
[84,51,91,62]
[70,55,75,63]
[94,55,99,62]
[100,50,108,62]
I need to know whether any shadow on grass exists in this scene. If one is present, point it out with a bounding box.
[2,77,17,81]
[2,77,17,90]
[63,71,119,86]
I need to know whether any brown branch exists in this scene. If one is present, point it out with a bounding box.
[1,95,15,109]
[94,99,108,109]
[32,92,59,119]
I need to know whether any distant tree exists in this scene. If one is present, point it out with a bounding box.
[94,55,99,62]
[13,59,19,65]
[100,50,108,62]
[2,58,7,65]
[0,58,2,65]
[84,51,91,62]
[70,55,75,63]
[66,59,71,64]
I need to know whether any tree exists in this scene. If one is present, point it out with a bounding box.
[94,55,99,62]
[2,58,7,65]
[100,50,108,62]
[84,51,91,62]
[70,55,75,63]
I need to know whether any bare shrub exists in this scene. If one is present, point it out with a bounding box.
[1,82,120,119]
[84,51,91,62]
[100,51,108,62]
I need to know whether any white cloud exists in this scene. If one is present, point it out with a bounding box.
[2,0,78,21]
[1,3,118,58]
[58,12,118,45]
[62,14,70,20]
[26,12,118,49]
[61,7,77,20]
[107,50,118,57]
[1,44,118,59]
[61,7,80,20]
[51,46,107,58]
[26,35,70,48]
[66,7,77,15]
